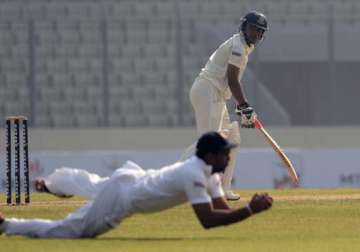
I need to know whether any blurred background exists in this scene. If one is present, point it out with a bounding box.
[1,0,359,128]
[1,0,360,189]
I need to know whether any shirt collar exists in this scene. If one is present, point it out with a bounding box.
[192,156,213,177]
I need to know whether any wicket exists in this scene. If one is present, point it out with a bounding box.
[5,116,30,205]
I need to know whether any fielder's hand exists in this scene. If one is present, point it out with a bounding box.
[235,102,257,128]
[248,193,273,214]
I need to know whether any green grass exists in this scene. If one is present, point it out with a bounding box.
[1,189,360,252]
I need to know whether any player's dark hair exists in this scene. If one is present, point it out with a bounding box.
[195,132,237,160]
[195,149,207,159]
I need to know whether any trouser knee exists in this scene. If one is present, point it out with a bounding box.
[220,121,241,145]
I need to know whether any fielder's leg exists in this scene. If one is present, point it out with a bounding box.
[36,167,109,199]
[0,175,131,238]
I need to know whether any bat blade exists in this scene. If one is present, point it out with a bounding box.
[255,118,299,184]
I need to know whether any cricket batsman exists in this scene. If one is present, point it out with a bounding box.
[184,11,269,200]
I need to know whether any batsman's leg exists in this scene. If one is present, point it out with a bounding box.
[179,143,196,162]
[180,78,225,160]
[221,121,241,200]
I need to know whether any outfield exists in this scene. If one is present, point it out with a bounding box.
[1,189,360,252]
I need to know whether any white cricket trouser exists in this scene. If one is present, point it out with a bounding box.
[2,162,145,238]
[183,77,241,190]
[45,167,109,199]
[191,77,230,133]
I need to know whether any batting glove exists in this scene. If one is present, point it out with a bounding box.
[235,102,257,128]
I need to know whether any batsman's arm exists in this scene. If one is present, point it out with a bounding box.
[227,64,248,106]
[192,193,273,229]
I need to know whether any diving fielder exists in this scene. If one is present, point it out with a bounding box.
[0,132,272,238]
[184,11,269,200]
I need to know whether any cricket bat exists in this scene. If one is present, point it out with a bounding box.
[254,118,299,184]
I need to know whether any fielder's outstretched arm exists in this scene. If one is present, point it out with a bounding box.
[192,193,273,229]
[211,197,231,210]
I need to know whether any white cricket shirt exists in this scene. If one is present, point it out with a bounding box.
[199,33,254,98]
[129,156,225,213]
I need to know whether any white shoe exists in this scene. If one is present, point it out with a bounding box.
[225,191,240,201]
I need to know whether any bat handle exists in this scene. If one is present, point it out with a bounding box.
[255,118,263,129]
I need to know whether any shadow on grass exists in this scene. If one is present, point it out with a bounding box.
[1,236,248,242]
[95,236,244,241]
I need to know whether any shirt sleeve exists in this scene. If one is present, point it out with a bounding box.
[207,174,225,199]
[183,172,212,204]
[228,37,244,68]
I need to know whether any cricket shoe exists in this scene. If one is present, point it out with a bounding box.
[35,178,50,193]
[225,190,240,201]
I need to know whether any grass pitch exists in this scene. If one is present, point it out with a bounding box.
[1,189,360,252]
